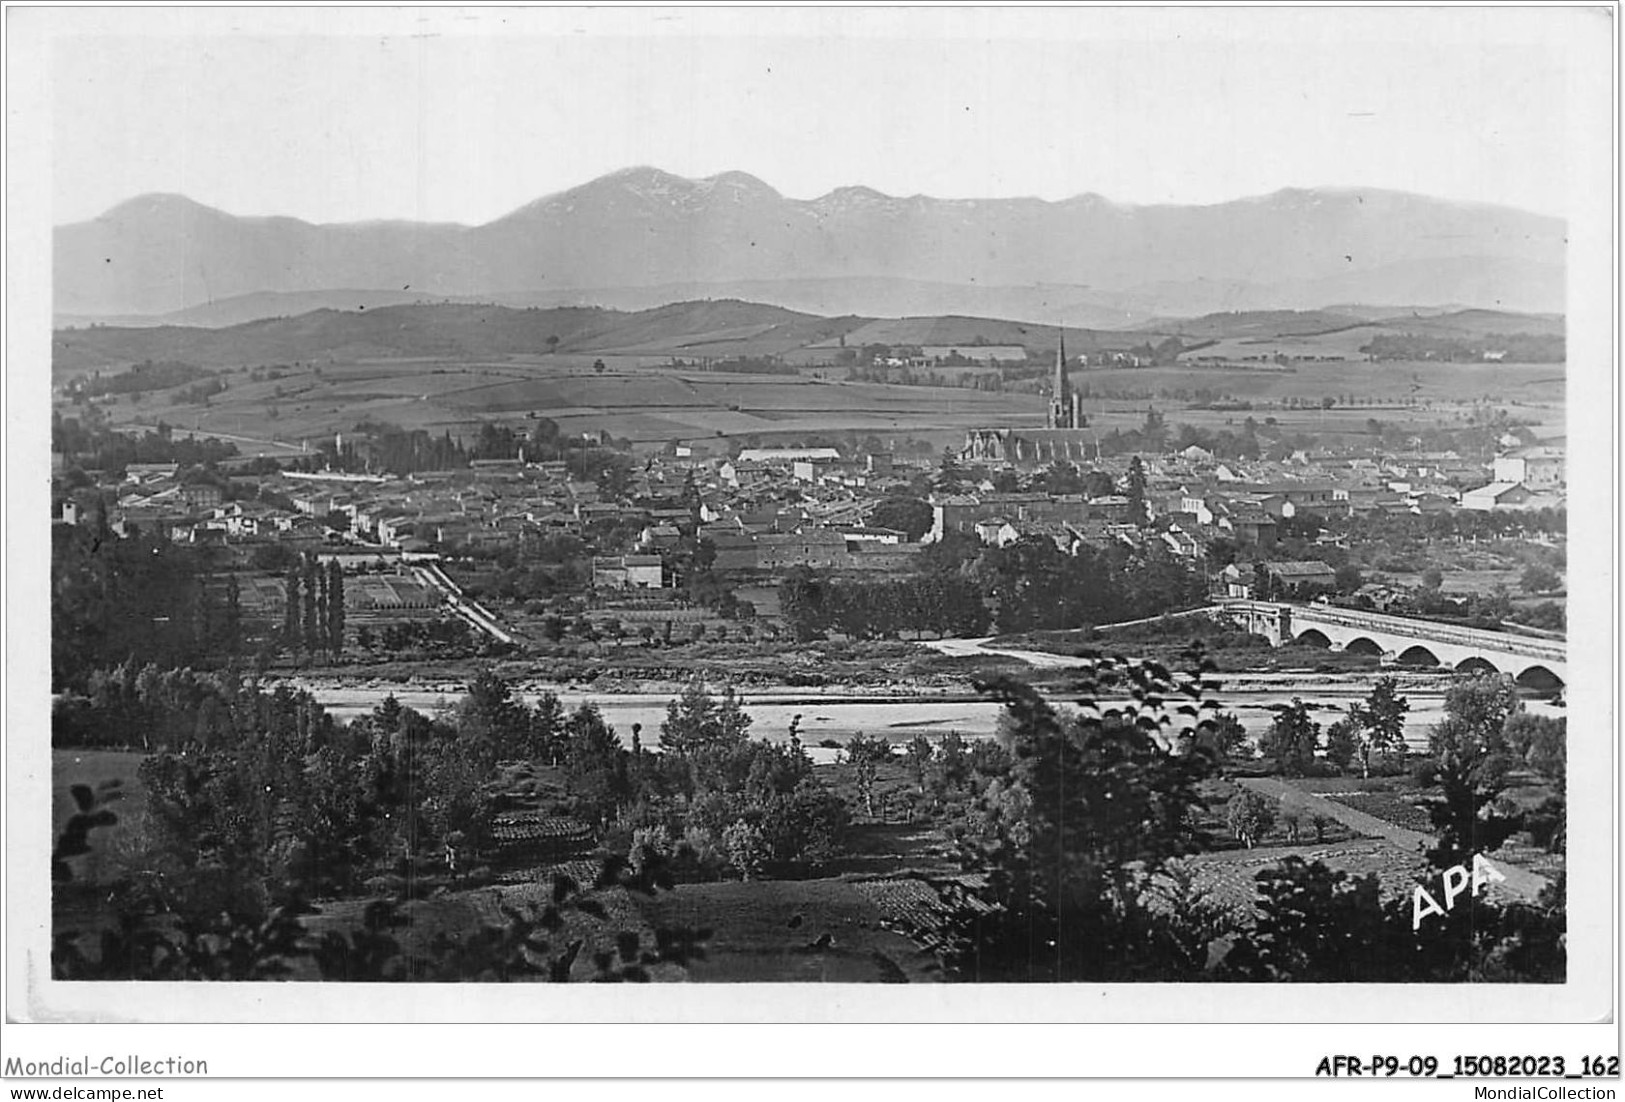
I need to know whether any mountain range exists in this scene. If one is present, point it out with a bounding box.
[54,167,1566,325]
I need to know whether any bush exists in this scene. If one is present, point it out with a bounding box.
[1411,758,1441,787]
[1277,795,1311,844]
[722,820,767,880]
[1227,791,1276,848]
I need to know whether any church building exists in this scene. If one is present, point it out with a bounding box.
[963,331,1097,464]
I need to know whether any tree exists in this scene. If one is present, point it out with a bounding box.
[1259,699,1319,776]
[1227,791,1275,848]
[326,561,345,654]
[222,574,243,656]
[915,654,1221,982]
[1348,676,1408,777]
[1519,564,1560,594]
[457,668,529,759]
[562,703,628,828]
[1323,719,1359,772]
[1252,561,1274,601]
[1421,566,1444,592]
[1333,563,1364,594]
[1200,712,1250,760]
[527,691,568,766]
[844,733,891,817]
[867,497,933,542]
[546,335,560,354]
[904,734,934,793]
[935,449,968,493]
[283,564,302,650]
[592,359,607,375]
[1425,673,1522,869]
[1125,455,1149,526]
[659,678,752,758]
[1140,407,1167,452]
[302,557,320,653]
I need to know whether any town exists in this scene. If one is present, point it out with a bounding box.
[51,332,1567,675]
[48,305,1570,985]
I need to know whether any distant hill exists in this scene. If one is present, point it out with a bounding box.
[1369,308,1566,339]
[55,170,1566,321]
[52,298,1563,375]
[1143,310,1371,339]
[51,300,871,372]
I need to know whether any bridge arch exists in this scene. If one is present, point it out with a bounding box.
[1395,644,1440,668]
[1343,636,1384,657]
[1514,664,1565,692]
[1455,656,1501,677]
[1292,628,1333,649]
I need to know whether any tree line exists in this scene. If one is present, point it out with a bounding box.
[778,570,990,641]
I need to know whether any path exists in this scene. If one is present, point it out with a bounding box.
[1233,776,1550,903]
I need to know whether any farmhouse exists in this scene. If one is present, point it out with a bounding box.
[1461,482,1533,512]
[1265,560,1336,594]
[591,555,665,590]
[1492,446,1564,490]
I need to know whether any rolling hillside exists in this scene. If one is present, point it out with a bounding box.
[53,299,1564,377]
[52,301,871,373]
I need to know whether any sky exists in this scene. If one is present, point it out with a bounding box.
[40,7,1602,226]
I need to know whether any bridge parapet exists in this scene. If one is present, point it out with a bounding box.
[1290,604,1565,663]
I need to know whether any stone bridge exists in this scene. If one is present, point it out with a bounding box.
[1220,600,1566,687]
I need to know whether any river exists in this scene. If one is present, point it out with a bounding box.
[291,639,1562,755]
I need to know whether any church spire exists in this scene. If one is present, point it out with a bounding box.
[1048,327,1073,429]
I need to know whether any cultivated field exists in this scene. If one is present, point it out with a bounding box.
[83,358,1048,448]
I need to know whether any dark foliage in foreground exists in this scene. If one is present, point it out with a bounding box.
[904,649,1565,983]
[52,787,709,982]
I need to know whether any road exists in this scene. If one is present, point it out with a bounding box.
[113,420,308,456]
[411,562,518,646]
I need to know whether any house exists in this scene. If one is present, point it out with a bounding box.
[1226,511,1278,548]
[1221,563,1255,599]
[376,514,417,546]
[792,455,849,483]
[182,482,224,511]
[1461,482,1534,512]
[737,447,841,465]
[754,529,849,570]
[835,526,904,546]
[1180,494,1217,526]
[125,463,180,483]
[1161,527,1202,559]
[973,518,1020,547]
[591,555,664,590]
[1265,560,1337,595]
[638,524,684,551]
[1493,446,1564,490]
[719,460,772,489]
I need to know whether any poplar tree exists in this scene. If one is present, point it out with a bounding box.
[326,560,345,654]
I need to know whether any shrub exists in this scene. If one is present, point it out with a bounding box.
[722,820,767,880]
[1411,758,1441,787]
[1227,791,1276,848]
[1277,795,1311,844]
